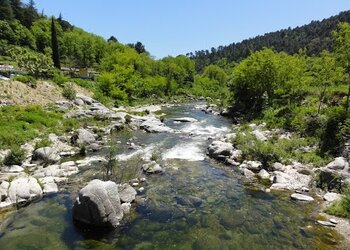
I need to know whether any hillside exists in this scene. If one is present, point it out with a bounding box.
[189,10,350,72]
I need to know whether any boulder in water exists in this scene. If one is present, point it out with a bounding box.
[8,176,43,204]
[72,179,124,228]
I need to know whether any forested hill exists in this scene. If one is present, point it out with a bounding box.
[188,10,350,72]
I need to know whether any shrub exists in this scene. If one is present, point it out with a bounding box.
[13,75,37,88]
[3,146,26,166]
[62,83,77,100]
[53,70,68,86]
[34,137,52,150]
[325,187,350,219]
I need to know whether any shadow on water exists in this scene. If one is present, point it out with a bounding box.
[0,102,345,249]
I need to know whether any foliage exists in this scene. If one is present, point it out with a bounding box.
[52,70,68,86]
[232,128,329,169]
[51,17,61,69]
[13,75,37,88]
[9,46,53,77]
[3,146,25,166]
[62,82,77,100]
[34,137,52,150]
[189,11,350,71]
[325,186,350,219]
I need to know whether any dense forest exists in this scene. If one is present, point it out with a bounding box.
[189,10,350,72]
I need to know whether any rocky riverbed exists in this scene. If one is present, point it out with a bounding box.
[0,99,348,249]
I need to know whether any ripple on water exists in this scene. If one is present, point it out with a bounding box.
[162,142,205,161]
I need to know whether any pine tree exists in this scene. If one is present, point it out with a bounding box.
[0,0,14,20]
[51,17,61,69]
[9,0,23,21]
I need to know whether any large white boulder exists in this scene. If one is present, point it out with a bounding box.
[73,179,124,228]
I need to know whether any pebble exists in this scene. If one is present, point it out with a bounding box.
[138,187,145,193]
[140,177,146,182]
[132,182,139,187]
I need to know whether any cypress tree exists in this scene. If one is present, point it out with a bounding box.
[51,16,61,69]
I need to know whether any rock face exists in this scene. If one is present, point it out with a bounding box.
[208,141,234,160]
[32,147,61,164]
[8,176,43,204]
[73,179,124,228]
[319,157,350,191]
[71,129,96,146]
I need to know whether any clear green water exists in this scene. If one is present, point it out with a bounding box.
[0,103,345,249]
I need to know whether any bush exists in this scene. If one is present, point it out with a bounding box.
[325,186,350,218]
[3,146,26,166]
[53,71,68,86]
[13,75,37,88]
[62,83,77,100]
[34,137,52,150]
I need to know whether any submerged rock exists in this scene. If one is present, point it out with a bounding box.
[73,179,124,228]
[175,195,203,208]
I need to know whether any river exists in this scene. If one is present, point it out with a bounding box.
[0,103,342,249]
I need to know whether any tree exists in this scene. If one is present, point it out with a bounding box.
[22,0,39,28]
[51,17,60,69]
[230,48,277,113]
[310,51,344,114]
[0,0,14,20]
[333,22,350,112]
[128,41,146,54]
[10,0,23,21]
[107,36,118,43]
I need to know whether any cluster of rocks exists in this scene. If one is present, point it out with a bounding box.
[207,123,349,208]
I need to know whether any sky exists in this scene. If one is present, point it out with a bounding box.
[31,0,350,59]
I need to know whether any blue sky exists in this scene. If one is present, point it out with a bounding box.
[31,0,350,58]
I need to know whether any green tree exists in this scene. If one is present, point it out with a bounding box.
[0,0,14,20]
[10,0,22,21]
[310,51,344,114]
[51,17,60,69]
[333,22,350,112]
[230,48,277,112]
[9,47,53,78]
[22,0,39,28]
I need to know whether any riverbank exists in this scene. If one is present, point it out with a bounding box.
[0,87,349,248]
[204,109,350,245]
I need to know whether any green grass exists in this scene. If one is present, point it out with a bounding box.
[0,105,109,150]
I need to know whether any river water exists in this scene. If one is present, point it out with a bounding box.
[0,103,343,249]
